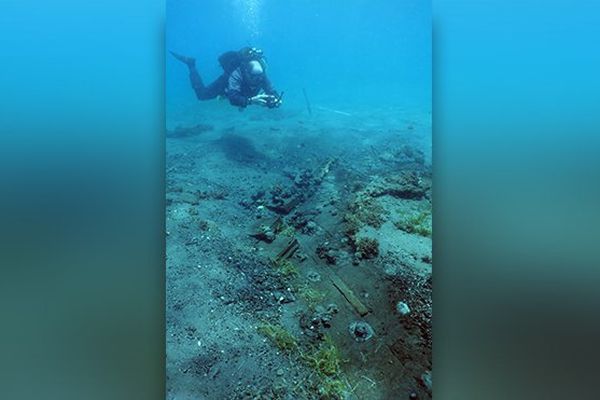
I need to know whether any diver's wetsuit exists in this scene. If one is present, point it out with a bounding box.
[188,63,277,108]
[225,68,277,107]
[188,66,229,100]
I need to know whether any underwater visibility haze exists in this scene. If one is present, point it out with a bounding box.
[166,1,431,399]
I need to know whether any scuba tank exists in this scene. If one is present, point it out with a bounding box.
[218,47,266,74]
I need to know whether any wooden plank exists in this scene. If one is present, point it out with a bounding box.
[315,157,336,183]
[275,238,299,262]
[329,273,370,317]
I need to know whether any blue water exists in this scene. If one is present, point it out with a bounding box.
[166,0,431,113]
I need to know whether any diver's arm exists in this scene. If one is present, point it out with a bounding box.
[259,76,283,108]
[260,75,283,108]
[227,91,249,107]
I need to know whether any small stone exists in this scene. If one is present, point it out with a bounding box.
[276,368,285,376]
[396,301,411,316]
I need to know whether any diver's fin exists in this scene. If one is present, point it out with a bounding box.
[169,50,196,67]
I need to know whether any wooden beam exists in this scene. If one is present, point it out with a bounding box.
[275,238,300,262]
[329,273,370,317]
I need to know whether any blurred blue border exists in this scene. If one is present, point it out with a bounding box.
[1,1,599,399]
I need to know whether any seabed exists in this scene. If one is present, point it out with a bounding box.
[166,102,432,400]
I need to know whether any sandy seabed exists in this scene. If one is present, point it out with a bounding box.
[166,100,432,400]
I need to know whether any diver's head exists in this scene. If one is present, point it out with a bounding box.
[245,60,264,85]
[248,60,264,75]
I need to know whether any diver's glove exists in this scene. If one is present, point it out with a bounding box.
[249,94,271,106]
[266,93,283,108]
[249,94,283,108]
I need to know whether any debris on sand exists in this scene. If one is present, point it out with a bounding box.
[245,158,337,215]
[303,339,349,399]
[377,144,426,169]
[197,188,229,200]
[257,322,298,353]
[316,241,337,264]
[300,304,337,340]
[394,209,432,237]
[297,285,326,310]
[287,209,320,232]
[365,171,430,200]
[355,237,380,259]
[348,321,375,342]
[400,144,426,166]
[272,259,299,278]
[385,260,432,349]
[346,197,387,230]
[249,216,288,244]
[250,224,276,243]
[303,220,318,234]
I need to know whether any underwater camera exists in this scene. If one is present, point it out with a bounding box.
[266,92,284,108]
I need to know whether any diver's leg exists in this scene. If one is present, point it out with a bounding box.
[188,70,229,100]
[201,74,229,99]
[170,50,217,101]
[187,64,211,100]
[170,50,195,66]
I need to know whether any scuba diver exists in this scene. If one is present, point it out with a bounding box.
[170,47,283,109]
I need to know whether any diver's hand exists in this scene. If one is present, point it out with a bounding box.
[266,95,283,108]
[249,94,271,106]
